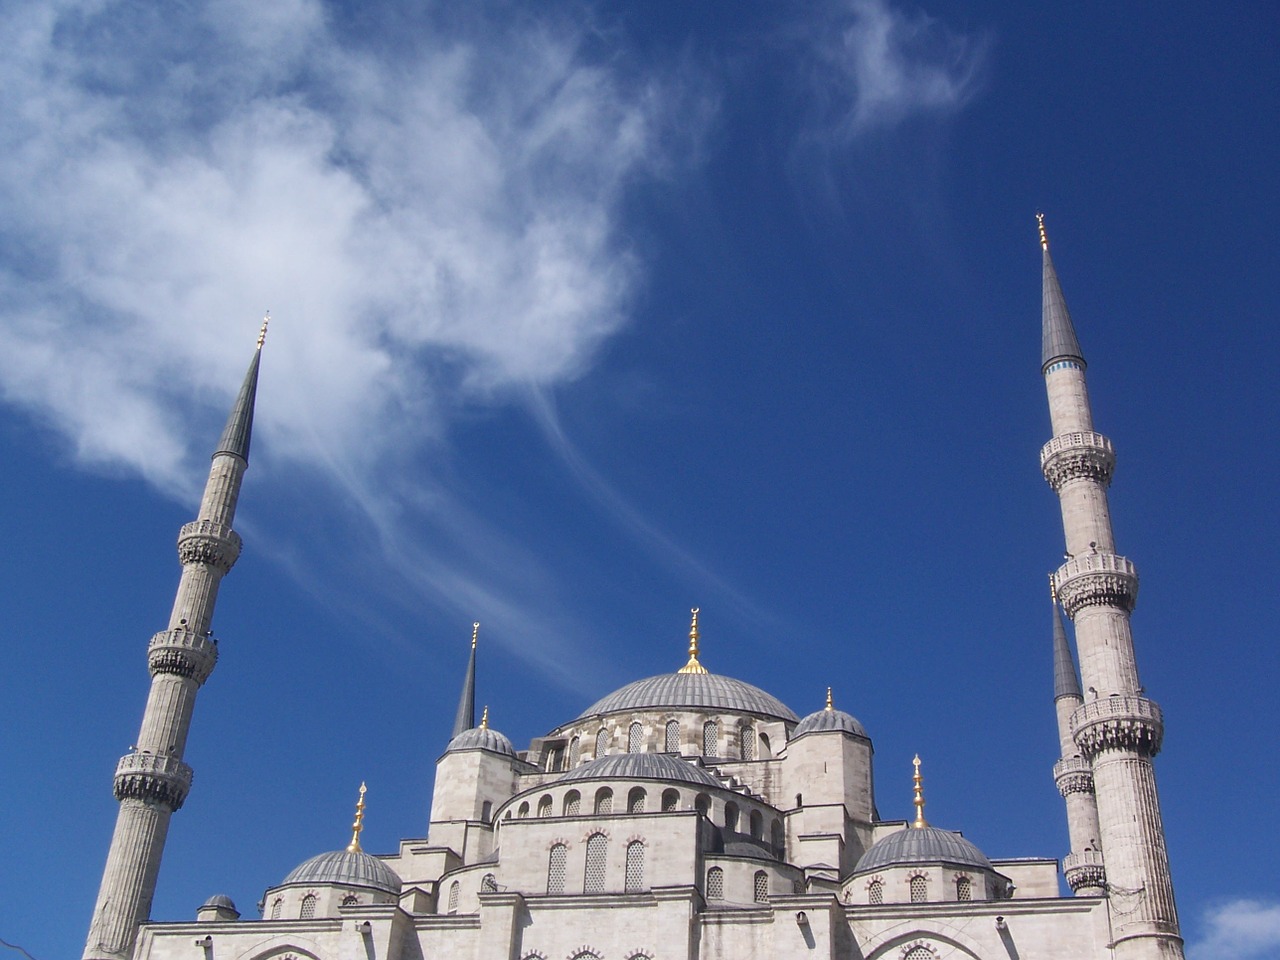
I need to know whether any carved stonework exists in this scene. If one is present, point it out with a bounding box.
[177,520,242,573]
[1063,849,1106,894]
[1041,432,1115,491]
[113,752,193,810]
[147,629,219,684]
[1052,553,1138,616]
[1071,696,1164,759]
[1053,757,1094,796]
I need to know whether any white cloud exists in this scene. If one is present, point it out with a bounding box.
[1187,898,1280,960]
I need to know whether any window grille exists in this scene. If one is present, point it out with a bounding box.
[564,791,581,816]
[481,874,497,893]
[910,875,927,903]
[569,736,580,766]
[547,844,567,894]
[706,866,724,900]
[868,880,883,904]
[538,795,553,817]
[628,787,646,813]
[753,870,769,903]
[447,881,460,914]
[740,726,755,760]
[595,728,608,758]
[662,789,679,812]
[665,720,680,753]
[904,949,933,960]
[956,876,972,901]
[702,720,718,757]
[270,898,282,919]
[342,894,358,906]
[628,722,643,753]
[584,834,608,893]
[299,893,317,919]
[595,788,612,815]
[625,841,645,892]
[571,954,600,960]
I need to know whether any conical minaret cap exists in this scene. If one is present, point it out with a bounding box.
[451,622,479,739]
[1052,595,1083,701]
[1039,215,1086,373]
[213,318,267,462]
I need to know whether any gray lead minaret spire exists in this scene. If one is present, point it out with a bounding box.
[1037,218,1183,959]
[451,622,479,738]
[84,322,267,960]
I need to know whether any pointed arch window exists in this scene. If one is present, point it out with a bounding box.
[628,721,643,753]
[628,786,646,813]
[447,880,460,914]
[299,893,317,919]
[956,875,972,901]
[706,865,724,900]
[740,725,755,760]
[594,787,613,815]
[564,790,581,816]
[270,897,282,919]
[595,728,609,758]
[867,879,883,904]
[753,870,769,903]
[584,834,608,893]
[538,794,553,817]
[702,720,718,757]
[547,844,567,894]
[569,736,580,766]
[664,720,680,753]
[625,840,645,892]
[910,875,927,903]
[662,789,680,812]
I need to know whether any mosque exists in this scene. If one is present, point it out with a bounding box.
[82,221,1185,960]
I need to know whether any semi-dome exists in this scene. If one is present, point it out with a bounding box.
[576,672,798,722]
[281,849,402,893]
[200,893,237,910]
[854,825,992,874]
[558,752,723,788]
[446,725,516,757]
[792,704,868,740]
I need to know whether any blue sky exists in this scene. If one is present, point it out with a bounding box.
[1,2,1278,958]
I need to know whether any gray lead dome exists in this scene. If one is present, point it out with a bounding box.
[446,726,516,757]
[854,826,992,874]
[577,672,798,722]
[792,707,868,740]
[282,849,402,893]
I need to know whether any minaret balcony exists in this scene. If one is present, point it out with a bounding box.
[177,520,242,573]
[1052,553,1137,616]
[1063,849,1106,894]
[1041,431,1115,491]
[113,752,194,810]
[147,629,219,684]
[1053,757,1095,797]
[1071,695,1164,759]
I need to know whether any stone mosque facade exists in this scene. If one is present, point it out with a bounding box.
[83,222,1185,960]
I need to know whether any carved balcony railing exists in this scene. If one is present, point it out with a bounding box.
[177,520,242,574]
[1052,553,1138,616]
[1071,695,1164,759]
[113,752,194,810]
[147,629,219,684]
[1041,432,1116,491]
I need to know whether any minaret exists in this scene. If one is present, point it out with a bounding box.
[451,622,479,738]
[84,323,267,960]
[1050,586,1106,896]
[1037,218,1183,959]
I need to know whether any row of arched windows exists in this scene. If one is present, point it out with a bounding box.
[560,719,773,765]
[545,836,645,895]
[530,953,650,960]
[864,875,972,904]
[704,866,770,903]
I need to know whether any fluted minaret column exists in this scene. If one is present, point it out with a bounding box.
[84,329,265,960]
[1037,218,1183,959]
[1050,592,1105,897]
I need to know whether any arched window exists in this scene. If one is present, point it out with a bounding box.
[270,897,282,919]
[481,800,493,822]
[758,732,772,759]
[518,801,530,818]
[753,870,769,903]
[299,893,317,919]
[695,793,711,817]
[628,786,647,813]
[538,794,553,817]
[595,728,609,758]
[341,893,359,906]
[447,881,460,914]
[628,721,643,753]
[702,720,718,757]
[749,809,763,840]
[594,787,613,815]
[569,736,580,766]
[904,949,933,960]
[771,819,785,853]
[661,789,680,812]
[584,834,608,893]
[867,879,883,904]
[956,875,972,901]
[625,840,645,892]
[571,953,601,960]
[564,790,581,816]
[740,725,755,760]
[664,720,680,753]
[706,866,724,900]
[547,843,567,894]
[481,873,497,893]
[724,801,739,833]
[910,875,927,903]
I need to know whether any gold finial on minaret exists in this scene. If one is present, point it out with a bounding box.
[825,687,834,712]
[471,621,479,650]
[1049,572,1058,604]
[912,755,929,829]
[480,705,490,729]
[1036,213,1049,251]
[257,311,270,349]
[677,608,708,674]
[346,781,367,853]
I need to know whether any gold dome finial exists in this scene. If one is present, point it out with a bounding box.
[346,781,367,853]
[1049,572,1058,604]
[1036,213,1049,251]
[480,705,490,729]
[825,687,834,712]
[677,608,708,674]
[912,755,928,829]
[471,621,480,650]
[257,311,270,349]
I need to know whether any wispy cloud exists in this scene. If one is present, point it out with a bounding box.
[1187,898,1280,960]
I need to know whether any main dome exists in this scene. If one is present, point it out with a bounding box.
[576,672,798,722]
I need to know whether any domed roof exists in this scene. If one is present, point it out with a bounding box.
[558,752,723,788]
[282,849,402,893]
[446,725,516,757]
[200,893,237,910]
[576,672,797,722]
[854,826,992,874]
[792,706,868,740]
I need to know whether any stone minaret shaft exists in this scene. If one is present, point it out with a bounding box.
[84,342,263,960]
[1038,219,1183,959]
[1050,596,1105,897]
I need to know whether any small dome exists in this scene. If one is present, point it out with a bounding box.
[855,826,992,874]
[446,725,516,757]
[558,753,722,788]
[792,707,868,740]
[200,893,237,910]
[577,672,797,721]
[282,849,402,894]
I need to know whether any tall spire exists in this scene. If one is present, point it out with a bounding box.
[1039,215,1086,373]
[677,607,708,674]
[213,314,267,462]
[451,622,478,738]
[911,754,928,829]
[346,782,367,853]
[1051,589,1082,701]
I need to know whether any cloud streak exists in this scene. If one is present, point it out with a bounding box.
[1187,898,1280,960]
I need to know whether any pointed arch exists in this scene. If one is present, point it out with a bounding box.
[584,833,608,893]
